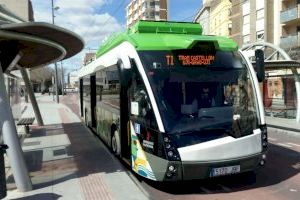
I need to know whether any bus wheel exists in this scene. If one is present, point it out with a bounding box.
[112,130,121,156]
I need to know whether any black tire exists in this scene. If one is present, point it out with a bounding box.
[111,131,120,156]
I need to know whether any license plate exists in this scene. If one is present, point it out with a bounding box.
[210,165,240,177]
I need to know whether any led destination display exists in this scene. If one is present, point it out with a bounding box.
[166,54,215,66]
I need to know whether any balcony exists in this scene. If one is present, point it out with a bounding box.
[281,6,299,24]
[155,5,160,11]
[280,33,300,49]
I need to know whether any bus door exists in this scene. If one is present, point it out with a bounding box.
[80,78,83,117]
[90,75,97,128]
[120,84,131,160]
[127,67,159,159]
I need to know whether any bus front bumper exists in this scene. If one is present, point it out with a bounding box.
[163,152,266,181]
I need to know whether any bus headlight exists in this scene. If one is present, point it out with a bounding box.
[163,135,181,161]
[165,164,179,179]
[262,142,268,147]
[164,137,170,143]
[260,125,268,149]
[262,134,267,140]
[168,165,175,172]
[167,151,174,157]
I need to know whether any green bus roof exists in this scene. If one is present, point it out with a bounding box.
[96,21,238,58]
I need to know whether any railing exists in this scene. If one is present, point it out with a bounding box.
[281,6,298,23]
[280,34,299,49]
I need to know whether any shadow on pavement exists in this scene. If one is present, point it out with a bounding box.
[11,193,62,200]
[21,122,125,190]
[142,143,300,194]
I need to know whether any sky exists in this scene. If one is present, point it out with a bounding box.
[31,0,202,72]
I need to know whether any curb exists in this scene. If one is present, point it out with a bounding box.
[267,126,300,137]
[267,124,300,133]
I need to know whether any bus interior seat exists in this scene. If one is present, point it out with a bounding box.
[181,99,198,115]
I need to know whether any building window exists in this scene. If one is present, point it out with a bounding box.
[243,0,250,15]
[243,14,250,25]
[150,1,155,7]
[257,9,264,20]
[256,18,264,32]
[256,0,264,10]
[243,34,250,44]
[256,31,264,41]
[143,2,147,8]
[155,11,160,16]
[150,11,155,18]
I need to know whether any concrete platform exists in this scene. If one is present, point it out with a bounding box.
[4,95,148,200]
[266,116,300,133]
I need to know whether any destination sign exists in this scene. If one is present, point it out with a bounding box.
[166,55,215,66]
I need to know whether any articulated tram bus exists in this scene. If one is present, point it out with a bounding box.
[78,21,267,181]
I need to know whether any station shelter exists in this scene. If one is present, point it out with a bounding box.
[242,42,300,123]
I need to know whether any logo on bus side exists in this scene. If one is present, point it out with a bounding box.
[143,140,154,149]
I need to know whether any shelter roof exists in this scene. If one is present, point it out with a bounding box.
[0,22,84,71]
[251,60,300,70]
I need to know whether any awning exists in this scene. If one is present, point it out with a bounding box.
[0,22,84,71]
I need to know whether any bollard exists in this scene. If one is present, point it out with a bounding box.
[0,144,8,199]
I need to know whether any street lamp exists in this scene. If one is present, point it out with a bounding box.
[51,0,60,103]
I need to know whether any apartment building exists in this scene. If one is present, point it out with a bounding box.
[126,0,168,28]
[83,52,96,66]
[194,0,232,37]
[280,0,300,58]
[230,0,280,47]
[0,0,34,21]
[68,70,79,89]
[209,0,232,37]
[194,0,212,35]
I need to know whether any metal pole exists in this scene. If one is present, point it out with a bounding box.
[24,87,28,103]
[291,68,300,122]
[61,61,64,96]
[5,75,10,104]
[54,62,59,103]
[0,66,32,192]
[19,67,44,126]
[52,76,54,101]
[52,0,59,103]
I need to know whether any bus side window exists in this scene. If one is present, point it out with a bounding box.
[96,71,102,101]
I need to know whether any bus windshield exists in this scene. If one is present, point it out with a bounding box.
[138,50,260,147]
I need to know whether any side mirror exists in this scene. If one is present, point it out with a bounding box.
[255,49,265,82]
